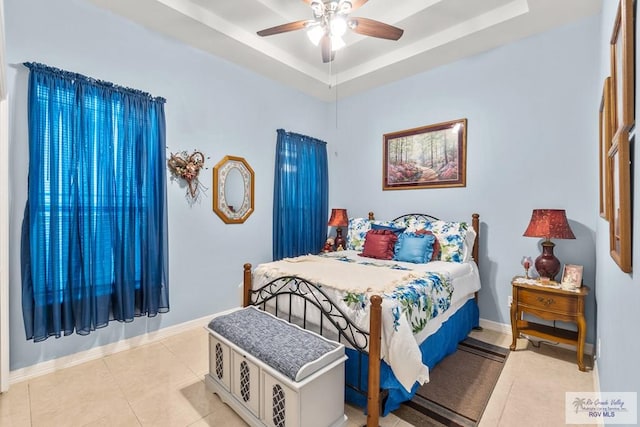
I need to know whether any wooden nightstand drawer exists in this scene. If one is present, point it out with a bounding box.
[510,277,590,372]
[519,288,578,315]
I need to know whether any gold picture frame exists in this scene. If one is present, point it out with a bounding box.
[383,118,467,190]
[561,264,584,288]
[610,0,634,134]
[607,129,632,273]
[599,77,614,220]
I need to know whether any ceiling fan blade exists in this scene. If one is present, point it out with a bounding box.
[257,20,312,37]
[320,35,335,63]
[349,17,404,40]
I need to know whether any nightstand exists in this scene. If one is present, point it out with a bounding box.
[509,277,590,371]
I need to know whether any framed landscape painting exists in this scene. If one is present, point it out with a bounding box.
[383,118,467,190]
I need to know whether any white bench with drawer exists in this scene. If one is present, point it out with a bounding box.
[205,306,348,427]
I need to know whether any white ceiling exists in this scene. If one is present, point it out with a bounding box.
[85,0,601,101]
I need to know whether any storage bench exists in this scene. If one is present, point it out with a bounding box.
[205,306,348,427]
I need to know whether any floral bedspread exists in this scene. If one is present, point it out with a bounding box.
[335,256,453,335]
[252,251,455,392]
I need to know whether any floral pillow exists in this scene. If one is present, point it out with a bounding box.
[346,217,396,251]
[423,220,469,263]
[395,216,430,233]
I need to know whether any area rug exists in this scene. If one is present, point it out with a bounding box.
[393,337,509,427]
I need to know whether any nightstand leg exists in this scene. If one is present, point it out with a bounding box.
[577,314,586,371]
[510,303,518,351]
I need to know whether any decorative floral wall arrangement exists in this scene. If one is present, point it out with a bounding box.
[167,150,208,201]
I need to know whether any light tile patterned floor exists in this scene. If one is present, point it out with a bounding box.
[0,326,596,426]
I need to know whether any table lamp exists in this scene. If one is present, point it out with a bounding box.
[328,208,348,250]
[523,209,575,281]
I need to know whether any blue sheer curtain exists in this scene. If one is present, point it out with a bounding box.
[273,129,328,260]
[21,63,169,342]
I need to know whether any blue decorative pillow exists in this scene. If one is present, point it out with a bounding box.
[371,223,407,235]
[393,232,436,264]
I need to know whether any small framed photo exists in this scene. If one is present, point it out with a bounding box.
[561,264,583,288]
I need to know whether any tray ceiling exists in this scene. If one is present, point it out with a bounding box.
[86,0,601,101]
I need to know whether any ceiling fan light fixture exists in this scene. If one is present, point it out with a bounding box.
[330,16,347,37]
[330,34,345,51]
[339,1,352,14]
[310,1,324,16]
[256,0,402,63]
[307,25,325,46]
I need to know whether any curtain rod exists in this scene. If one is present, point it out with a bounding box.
[23,62,166,103]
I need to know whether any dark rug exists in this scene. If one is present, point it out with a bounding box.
[393,337,509,427]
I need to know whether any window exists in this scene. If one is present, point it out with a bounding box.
[272,129,328,260]
[21,63,169,341]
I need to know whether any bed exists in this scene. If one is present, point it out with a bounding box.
[242,212,481,427]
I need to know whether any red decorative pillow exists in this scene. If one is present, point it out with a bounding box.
[415,229,441,261]
[361,230,398,260]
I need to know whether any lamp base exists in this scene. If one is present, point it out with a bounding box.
[334,227,346,251]
[535,240,561,281]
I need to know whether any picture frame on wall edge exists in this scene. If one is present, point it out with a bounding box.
[607,129,632,273]
[607,0,634,274]
[599,77,614,220]
[610,0,635,134]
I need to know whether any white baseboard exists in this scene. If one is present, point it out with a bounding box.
[478,317,594,356]
[479,317,512,335]
[8,313,597,385]
[9,313,218,385]
[593,358,601,392]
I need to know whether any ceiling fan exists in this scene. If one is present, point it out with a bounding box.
[256,0,404,63]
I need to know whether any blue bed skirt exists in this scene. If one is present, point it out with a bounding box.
[345,297,480,415]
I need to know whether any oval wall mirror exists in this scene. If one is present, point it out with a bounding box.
[212,155,255,224]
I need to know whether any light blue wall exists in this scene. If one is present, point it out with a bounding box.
[5,0,328,370]
[329,17,601,343]
[7,0,631,394]
[595,0,640,409]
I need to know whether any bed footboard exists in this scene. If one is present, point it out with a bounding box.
[243,263,383,427]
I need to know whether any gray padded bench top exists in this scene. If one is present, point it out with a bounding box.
[208,306,344,382]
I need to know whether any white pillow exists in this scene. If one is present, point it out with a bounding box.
[463,227,477,262]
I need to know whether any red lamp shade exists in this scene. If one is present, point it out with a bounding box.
[523,209,575,281]
[328,208,349,250]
